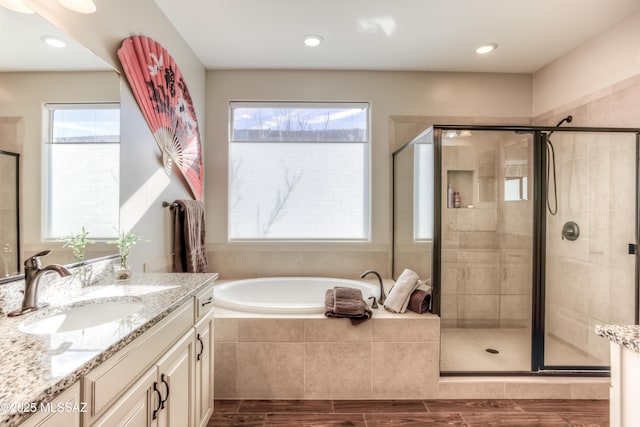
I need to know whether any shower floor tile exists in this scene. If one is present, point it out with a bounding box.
[440,328,605,372]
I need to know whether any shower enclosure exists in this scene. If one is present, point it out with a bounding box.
[0,150,20,278]
[392,124,640,374]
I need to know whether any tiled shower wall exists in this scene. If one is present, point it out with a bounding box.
[535,74,640,362]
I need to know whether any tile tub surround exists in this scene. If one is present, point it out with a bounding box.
[595,324,640,353]
[214,307,610,400]
[213,308,440,400]
[0,271,217,427]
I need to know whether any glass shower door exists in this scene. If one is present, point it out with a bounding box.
[439,129,534,372]
[542,131,638,368]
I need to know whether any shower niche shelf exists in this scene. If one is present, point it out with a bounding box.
[447,170,474,208]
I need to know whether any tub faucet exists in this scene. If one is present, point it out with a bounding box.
[360,270,385,306]
[8,250,71,317]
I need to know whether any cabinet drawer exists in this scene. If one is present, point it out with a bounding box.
[195,283,214,322]
[83,301,193,424]
[502,250,528,263]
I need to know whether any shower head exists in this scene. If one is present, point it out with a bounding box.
[555,115,573,128]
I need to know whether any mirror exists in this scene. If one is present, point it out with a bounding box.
[0,7,120,281]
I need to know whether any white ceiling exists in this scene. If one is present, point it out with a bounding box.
[154,0,640,73]
[0,7,111,71]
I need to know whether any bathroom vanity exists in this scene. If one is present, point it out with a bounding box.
[0,272,216,427]
[596,324,640,427]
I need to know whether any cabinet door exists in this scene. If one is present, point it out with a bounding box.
[21,382,81,427]
[195,313,214,427]
[465,264,500,294]
[93,367,157,427]
[156,331,195,427]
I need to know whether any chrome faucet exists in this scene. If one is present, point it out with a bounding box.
[360,270,385,306]
[8,250,71,317]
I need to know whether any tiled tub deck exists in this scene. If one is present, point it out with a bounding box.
[213,308,609,400]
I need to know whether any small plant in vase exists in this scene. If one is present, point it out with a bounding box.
[61,226,95,262]
[108,229,145,280]
[61,226,95,286]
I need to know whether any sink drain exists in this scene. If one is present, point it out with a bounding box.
[485,348,499,354]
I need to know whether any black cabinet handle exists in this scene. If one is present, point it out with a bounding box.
[160,374,170,409]
[200,297,213,307]
[197,333,204,361]
[152,381,162,420]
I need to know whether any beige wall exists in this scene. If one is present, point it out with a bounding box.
[22,0,207,272]
[206,70,532,279]
[533,10,640,117]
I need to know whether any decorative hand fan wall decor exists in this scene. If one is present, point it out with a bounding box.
[117,36,203,200]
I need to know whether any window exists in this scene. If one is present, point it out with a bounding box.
[44,103,120,239]
[414,143,434,240]
[229,102,370,240]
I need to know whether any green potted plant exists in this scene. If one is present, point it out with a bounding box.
[108,229,145,280]
[61,226,95,286]
[61,226,95,262]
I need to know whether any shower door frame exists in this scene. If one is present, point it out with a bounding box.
[0,150,20,280]
[426,124,640,376]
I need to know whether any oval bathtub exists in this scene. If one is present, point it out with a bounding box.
[213,277,380,314]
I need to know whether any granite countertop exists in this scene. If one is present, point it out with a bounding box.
[595,324,640,353]
[0,272,217,427]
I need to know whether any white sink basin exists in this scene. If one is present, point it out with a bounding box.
[19,300,144,335]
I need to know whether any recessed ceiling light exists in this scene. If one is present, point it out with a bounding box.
[303,34,324,47]
[0,0,34,14]
[476,43,498,54]
[41,36,67,48]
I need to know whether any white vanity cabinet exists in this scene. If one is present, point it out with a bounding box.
[155,331,196,427]
[82,282,215,427]
[21,382,81,427]
[194,284,214,427]
[609,341,640,427]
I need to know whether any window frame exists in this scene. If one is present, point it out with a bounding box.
[43,102,121,241]
[227,101,372,242]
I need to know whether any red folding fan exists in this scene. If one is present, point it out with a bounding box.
[117,36,203,200]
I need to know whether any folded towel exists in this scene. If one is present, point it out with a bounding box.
[324,287,372,324]
[407,290,431,314]
[383,269,420,313]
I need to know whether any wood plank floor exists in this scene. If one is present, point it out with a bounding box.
[208,399,609,426]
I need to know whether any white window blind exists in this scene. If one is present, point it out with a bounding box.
[44,103,120,239]
[229,102,370,240]
[414,143,434,240]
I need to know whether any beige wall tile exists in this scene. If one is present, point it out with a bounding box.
[372,342,439,398]
[569,380,610,399]
[238,319,304,342]
[304,318,372,342]
[436,379,506,399]
[504,381,571,398]
[305,342,372,399]
[500,295,530,321]
[301,251,346,278]
[460,295,499,320]
[237,342,305,398]
[214,342,237,399]
[214,318,238,342]
[373,318,440,342]
[345,251,391,279]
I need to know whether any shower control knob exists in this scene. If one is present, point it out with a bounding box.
[561,221,580,241]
